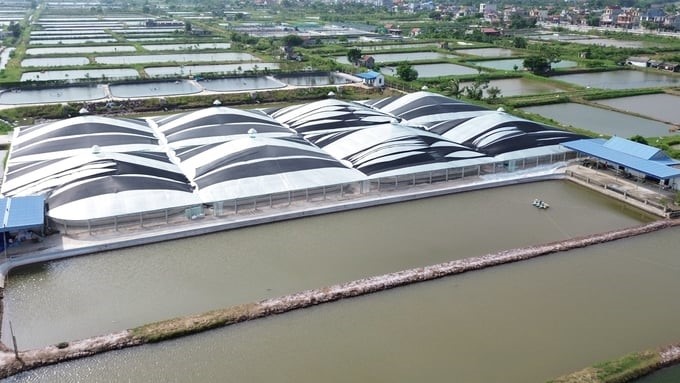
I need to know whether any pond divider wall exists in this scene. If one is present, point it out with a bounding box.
[0,219,678,379]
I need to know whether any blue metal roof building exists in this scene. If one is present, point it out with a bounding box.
[562,138,680,180]
[355,71,384,88]
[0,195,45,254]
[0,196,46,233]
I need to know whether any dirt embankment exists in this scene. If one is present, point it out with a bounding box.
[1,219,678,379]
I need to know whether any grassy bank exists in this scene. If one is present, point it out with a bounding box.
[548,344,680,383]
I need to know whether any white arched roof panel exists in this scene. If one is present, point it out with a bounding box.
[197,167,365,202]
[13,115,153,147]
[48,189,202,222]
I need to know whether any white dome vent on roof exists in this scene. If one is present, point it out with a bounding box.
[248,128,257,138]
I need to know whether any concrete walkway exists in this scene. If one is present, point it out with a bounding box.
[565,164,680,218]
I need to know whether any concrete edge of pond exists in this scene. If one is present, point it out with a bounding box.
[0,219,677,379]
[548,342,680,383]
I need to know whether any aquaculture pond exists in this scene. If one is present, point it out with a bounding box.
[455,48,517,57]
[473,58,578,71]
[521,103,677,137]
[381,63,479,77]
[21,68,140,82]
[25,46,136,55]
[459,77,568,97]
[29,38,117,45]
[144,63,279,77]
[201,77,287,92]
[95,52,259,65]
[0,85,106,105]
[108,80,202,98]
[1,181,652,350]
[551,70,680,90]
[334,52,457,65]
[20,57,89,68]
[593,93,680,125]
[141,43,232,51]
[6,200,677,383]
[275,73,352,86]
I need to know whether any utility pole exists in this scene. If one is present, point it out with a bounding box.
[9,321,20,361]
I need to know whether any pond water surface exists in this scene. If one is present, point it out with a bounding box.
[382,63,480,77]
[335,52,456,64]
[109,80,202,98]
[459,77,568,97]
[634,365,680,383]
[522,103,677,137]
[142,43,231,51]
[29,38,117,45]
[144,63,279,77]
[455,47,517,57]
[21,68,139,82]
[201,76,287,92]
[6,201,678,383]
[551,70,680,90]
[95,52,259,65]
[26,46,136,55]
[1,181,651,350]
[0,47,14,70]
[20,57,89,67]
[593,93,680,125]
[474,58,578,71]
[0,85,106,104]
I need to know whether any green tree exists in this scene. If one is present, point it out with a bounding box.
[512,36,527,49]
[463,76,489,100]
[8,21,22,39]
[587,15,601,26]
[486,86,502,100]
[449,78,462,99]
[347,48,362,65]
[630,135,648,145]
[523,55,551,74]
[396,62,418,81]
[282,34,304,47]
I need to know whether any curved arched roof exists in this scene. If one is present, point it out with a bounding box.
[153,107,294,149]
[186,135,365,202]
[1,95,583,223]
[368,92,584,156]
[269,99,488,176]
[9,116,158,163]
[3,152,198,222]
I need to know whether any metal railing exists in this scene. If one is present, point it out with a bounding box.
[55,152,576,236]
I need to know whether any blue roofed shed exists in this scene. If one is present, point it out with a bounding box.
[0,195,46,254]
[561,138,680,189]
[355,70,384,88]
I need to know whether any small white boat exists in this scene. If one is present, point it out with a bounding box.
[532,199,550,209]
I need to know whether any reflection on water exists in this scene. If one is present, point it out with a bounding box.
[551,70,680,90]
[634,365,680,383]
[474,58,577,71]
[460,77,566,97]
[7,225,680,383]
[2,181,651,350]
[382,63,479,78]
